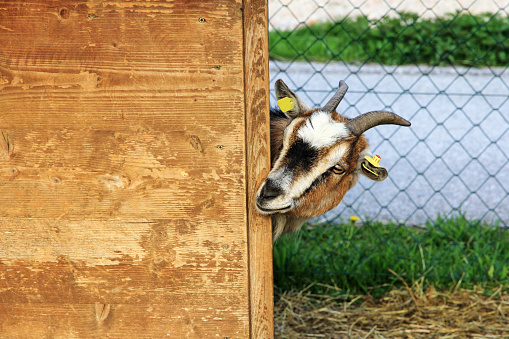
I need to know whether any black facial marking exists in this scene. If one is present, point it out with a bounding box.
[270,106,289,119]
[285,139,318,172]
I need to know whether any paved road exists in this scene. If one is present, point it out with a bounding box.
[269,61,509,226]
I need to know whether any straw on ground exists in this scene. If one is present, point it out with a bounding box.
[275,282,509,338]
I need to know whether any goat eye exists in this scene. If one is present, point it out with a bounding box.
[332,165,345,175]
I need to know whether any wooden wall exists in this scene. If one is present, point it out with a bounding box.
[0,1,273,337]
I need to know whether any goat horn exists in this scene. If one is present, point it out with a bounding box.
[346,110,411,137]
[322,80,348,113]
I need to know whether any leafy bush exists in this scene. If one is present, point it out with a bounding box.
[269,12,509,67]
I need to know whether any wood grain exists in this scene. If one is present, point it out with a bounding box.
[0,0,271,337]
[1,303,247,338]
[243,0,275,338]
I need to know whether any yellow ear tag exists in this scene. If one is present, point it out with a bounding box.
[277,97,295,113]
[362,155,381,176]
[365,154,381,167]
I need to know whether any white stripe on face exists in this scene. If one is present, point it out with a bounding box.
[287,142,350,199]
[297,111,350,149]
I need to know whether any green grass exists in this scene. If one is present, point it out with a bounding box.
[269,12,509,67]
[273,215,509,296]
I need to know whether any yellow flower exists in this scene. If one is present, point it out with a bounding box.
[350,215,360,222]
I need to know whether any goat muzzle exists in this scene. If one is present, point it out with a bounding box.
[255,180,293,215]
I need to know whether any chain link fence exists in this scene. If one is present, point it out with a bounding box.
[269,0,509,288]
[269,0,509,227]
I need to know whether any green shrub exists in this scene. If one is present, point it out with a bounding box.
[269,12,509,67]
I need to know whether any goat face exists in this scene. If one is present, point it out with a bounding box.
[256,79,411,237]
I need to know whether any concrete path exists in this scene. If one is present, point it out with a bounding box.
[269,61,509,226]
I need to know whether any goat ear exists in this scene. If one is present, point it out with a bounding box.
[359,156,388,182]
[275,79,310,118]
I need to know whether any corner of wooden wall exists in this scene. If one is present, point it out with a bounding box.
[243,0,274,338]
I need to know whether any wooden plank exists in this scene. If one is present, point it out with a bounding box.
[0,128,246,220]
[0,1,255,337]
[0,1,243,72]
[0,303,247,338]
[0,86,245,130]
[243,0,275,338]
[0,259,248,304]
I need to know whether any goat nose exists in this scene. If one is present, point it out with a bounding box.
[260,180,282,200]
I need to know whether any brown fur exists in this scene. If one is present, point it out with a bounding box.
[258,80,401,240]
[269,114,291,166]
[266,108,371,235]
[286,135,368,219]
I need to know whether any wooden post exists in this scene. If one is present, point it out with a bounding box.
[243,1,274,338]
[0,1,272,337]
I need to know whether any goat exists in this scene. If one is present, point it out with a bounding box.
[255,79,411,240]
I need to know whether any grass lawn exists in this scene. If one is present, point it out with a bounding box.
[274,215,509,296]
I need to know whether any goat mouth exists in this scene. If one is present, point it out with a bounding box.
[256,203,293,215]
